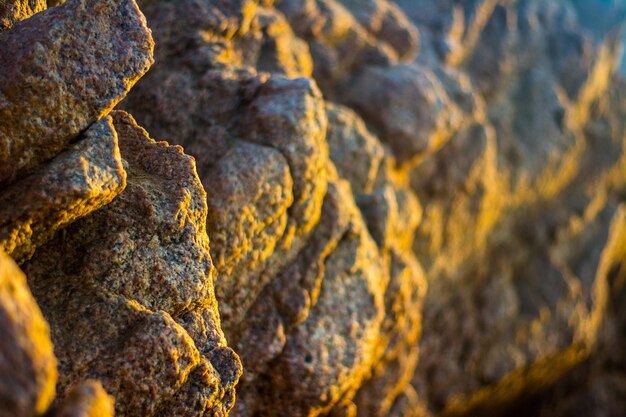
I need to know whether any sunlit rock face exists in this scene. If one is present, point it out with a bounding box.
[121,2,426,416]
[24,111,242,416]
[1,0,626,416]
[0,0,241,416]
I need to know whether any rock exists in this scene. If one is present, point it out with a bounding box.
[0,0,46,32]
[53,380,115,417]
[340,63,462,166]
[0,116,126,264]
[326,103,385,195]
[121,5,431,410]
[0,250,56,417]
[0,0,153,186]
[23,111,241,416]
[232,178,389,417]
[276,0,398,95]
[123,60,329,334]
[410,122,499,270]
[202,141,295,323]
[242,6,314,78]
[135,0,257,65]
[334,0,419,60]
[499,207,626,417]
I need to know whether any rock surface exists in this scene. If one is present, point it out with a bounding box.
[0,116,126,264]
[0,0,153,186]
[0,250,56,417]
[2,0,626,416]
[0,0,46,32]
[24,111,242,416]
[120,2,427,415]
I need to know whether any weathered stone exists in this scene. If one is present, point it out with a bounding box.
[24,111,241,416]
[334,0,419,60]
[242,6,314,78]
[0,0,45,32]
[231,178,388,417]
[0,0,154,186]
[0,116,126,264]
[277,0,398,95]
[123,62,329,334]
[0,250,56,417]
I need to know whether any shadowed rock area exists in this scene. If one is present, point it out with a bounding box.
[0,0,625,416]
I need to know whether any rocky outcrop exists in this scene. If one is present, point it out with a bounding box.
[24,111,242,416]
[2,0,626,416]
[120,2,427,416]
[0,0,241,415]
[399,1,626,416]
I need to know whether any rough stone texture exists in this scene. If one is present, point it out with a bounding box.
[120,1,330,334]
[0,249,56,417]
[0,116,126,264]
[123,68,329,333]
[276,0,398,95]
[0,0,154,186]
[231,176,389,417]
[120,2,429,416]
[24,111,242,417]
[0,0,45,32]
[241,5,314,78]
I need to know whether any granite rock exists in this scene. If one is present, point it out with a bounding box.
[0,116,126,264]
[0,0,153,186]
[24,111,242,416]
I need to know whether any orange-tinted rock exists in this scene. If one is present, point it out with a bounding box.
[0,0,45,32]
[0,250,56,417]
